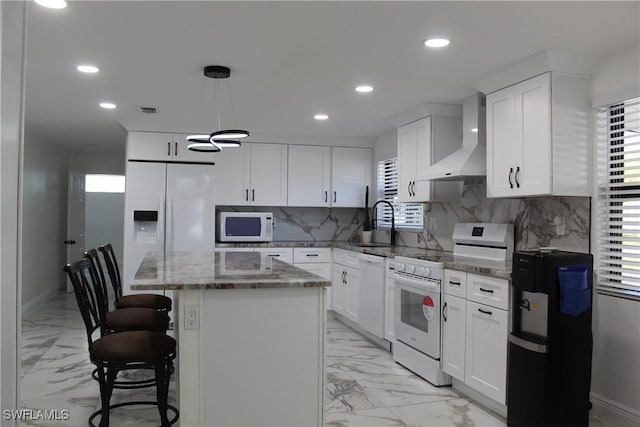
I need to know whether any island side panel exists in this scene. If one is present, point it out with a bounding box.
[202,287,325,426]
[176,289,206,426]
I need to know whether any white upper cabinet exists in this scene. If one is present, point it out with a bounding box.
[486,72,590,198]
[397,116,462,202]
[213,142,287,206]
[288,145,331,207]
[331,147,372,207]
[250,143,288,206]
[212,143,251,205]
[127,131,216,164]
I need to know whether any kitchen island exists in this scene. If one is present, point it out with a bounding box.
[131,251,330,427]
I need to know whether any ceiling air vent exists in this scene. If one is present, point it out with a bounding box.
[139,106,157,115]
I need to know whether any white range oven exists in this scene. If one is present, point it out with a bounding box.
[393,254,451,386]
[392,222,514,387]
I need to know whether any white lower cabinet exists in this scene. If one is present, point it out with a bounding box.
[443,269,509,405]
[293,247,332,310]
[332,249,360,323]
[253,247,293,264]
[442,293,466,381]
[465,300,508,404]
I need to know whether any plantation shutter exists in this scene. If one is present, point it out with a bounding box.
[597,97,640,299]
[376,158,423,228]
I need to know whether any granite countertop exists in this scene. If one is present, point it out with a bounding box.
[215,241,512,278]
[130,251,331,291]
[216,241,443,259]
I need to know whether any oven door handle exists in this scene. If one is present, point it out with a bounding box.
[442,302,448,322]
[395,274,441,291]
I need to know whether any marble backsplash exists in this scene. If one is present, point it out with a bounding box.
[374,180,591,253]
[218,180,591,253]
[216,206,365,242]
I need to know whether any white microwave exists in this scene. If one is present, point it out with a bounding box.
[217,212,273,242]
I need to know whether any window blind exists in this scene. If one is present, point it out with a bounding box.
[597,97,640,299]
[376,158,423,228]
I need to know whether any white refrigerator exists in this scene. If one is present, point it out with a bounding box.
[123,162,216,298]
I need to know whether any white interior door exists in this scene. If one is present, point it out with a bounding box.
[66,170,85,292]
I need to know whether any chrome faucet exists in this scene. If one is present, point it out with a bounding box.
[371,200,397,246]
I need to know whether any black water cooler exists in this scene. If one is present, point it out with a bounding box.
[507,250,593,427]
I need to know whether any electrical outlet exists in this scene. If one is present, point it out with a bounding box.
[184,305,199,330]
[428,217,438,231]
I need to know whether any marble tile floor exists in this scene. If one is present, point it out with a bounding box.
[20,291,606,427]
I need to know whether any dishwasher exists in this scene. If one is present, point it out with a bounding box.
[358,253,386,339]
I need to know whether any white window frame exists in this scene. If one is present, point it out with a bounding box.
[596,97,640,300]
[375,157,423,229]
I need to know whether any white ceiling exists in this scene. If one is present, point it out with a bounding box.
[24,1,640,155]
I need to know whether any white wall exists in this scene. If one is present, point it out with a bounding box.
[1,0,26,417]
[373,130,397,163]
[589,46,640,426]
[21,128,69,312]
[69,152,125,175]
[592,46,640,108]
[591,294,640,425]
[84,192,124,266]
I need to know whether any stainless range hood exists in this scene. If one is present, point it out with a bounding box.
[416,93,486,181]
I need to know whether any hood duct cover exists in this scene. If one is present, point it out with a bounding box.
[416,93,486,181]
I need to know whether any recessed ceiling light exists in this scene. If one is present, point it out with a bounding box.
[35,0,67,9]
[355,85,374,93]
[77,65,100,74]
[471,128,478,133]
[424,38,450,48]
[314,114,329,121]
[99,102,116,109]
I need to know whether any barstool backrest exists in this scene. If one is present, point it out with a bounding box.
[84,249,110,311]
[99,244,123,306]
[63,258,108,350]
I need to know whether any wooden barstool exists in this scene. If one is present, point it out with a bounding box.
[98,244,172,312]
[64,258,178,427]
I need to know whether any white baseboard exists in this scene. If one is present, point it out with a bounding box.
[590,392,640,427]
[22,288,58,317]
[451,378,508,419]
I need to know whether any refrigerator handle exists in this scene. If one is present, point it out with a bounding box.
[167,195,174,251]
[158,192,166,250]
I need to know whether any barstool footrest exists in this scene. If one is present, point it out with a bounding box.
[89,401,179,427]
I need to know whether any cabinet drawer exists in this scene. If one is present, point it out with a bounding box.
[253,247,293,264]
[467,273,509,310]
[294,247,331,264]
[444,269,467,298]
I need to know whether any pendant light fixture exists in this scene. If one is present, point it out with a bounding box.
[187,65,249,152]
